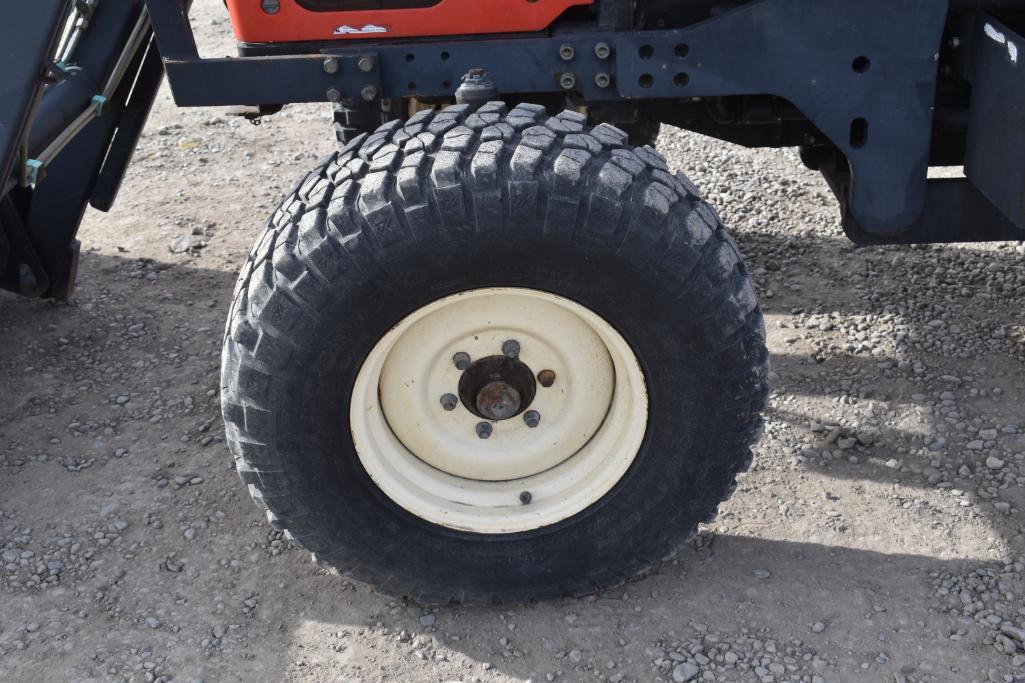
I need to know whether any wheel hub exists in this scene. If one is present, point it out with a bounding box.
[458,354,537,421]
[476,381,521,420]
[351,288,648,533]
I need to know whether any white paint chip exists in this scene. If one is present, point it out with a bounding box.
[984,22,1018,64]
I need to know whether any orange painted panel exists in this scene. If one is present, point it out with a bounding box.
[225,0,594,43]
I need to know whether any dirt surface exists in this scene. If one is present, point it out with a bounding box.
[3,2,1025,681]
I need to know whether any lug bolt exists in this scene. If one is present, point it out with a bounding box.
[357,56,376,73]
[501,339,520,359]
[537,369,556,387]
[594,72,611,88]
[559,43,575,61]
[523,410,541,428]
[519,491,533,505]
[559,73,577,90]
[476,422,493,439]
[326,87,342,102]
[323,57,339,74]
[453,351,471,370]
[440,393,458,411]
[594,41,611,59]
[360,85,379,101]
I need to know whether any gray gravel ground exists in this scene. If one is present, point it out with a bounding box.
[2,2,1025,681]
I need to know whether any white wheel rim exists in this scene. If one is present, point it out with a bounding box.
[350,288,648,534]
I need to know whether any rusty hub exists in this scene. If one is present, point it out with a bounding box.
[457,353,537,421]
[476,381,522,420]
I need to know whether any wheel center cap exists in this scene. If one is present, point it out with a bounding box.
[458,355,537,421]
[476,381,522,420]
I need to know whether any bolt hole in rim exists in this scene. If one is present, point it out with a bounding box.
[350,288,648,534]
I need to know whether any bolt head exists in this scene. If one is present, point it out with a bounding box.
[323,57,339,74]
[559,44,575,61]
[501,339,520,359]
[476,422,493,439]
[453,352,471,371]
[357,56,376,73]
[559,73,576,90]
[537,369,556,388]
[594,72,611,88]
[326,87,342,102]
[519,491,533,505]
[523,410,541,428]
[594,42,611,59]
[440,393,458,411]
[360,85,379,102]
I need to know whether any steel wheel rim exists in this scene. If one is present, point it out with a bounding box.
[350,287,648,534]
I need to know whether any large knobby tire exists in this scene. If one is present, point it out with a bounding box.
[221,103,768,604]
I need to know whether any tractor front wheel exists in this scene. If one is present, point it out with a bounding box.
[221,104,768,603]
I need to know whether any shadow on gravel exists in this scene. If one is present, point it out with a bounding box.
[292,535,992,682]
[735,230,1024,554]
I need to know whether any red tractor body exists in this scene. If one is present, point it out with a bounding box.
[224,0,593,43]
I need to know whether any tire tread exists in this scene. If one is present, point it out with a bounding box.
[223,104,769,604]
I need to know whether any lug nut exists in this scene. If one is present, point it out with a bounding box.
[357,56,376,73]
[559,73,577,90]
[325,87,342,102]
[594,41,611,59]
[501,339,520,359]
[537,369,556,387]
[440,393,458,411]
[323,57,339,74]
[523,410,541,428]
[559,43,575,61]
[594,72,611,88]
[519,491,533,505]
[360,85,379,101]
[476,422,493,439]
[453,351,471,370]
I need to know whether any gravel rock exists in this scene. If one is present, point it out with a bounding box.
[985,456,1006,470]
[672,661,699,682]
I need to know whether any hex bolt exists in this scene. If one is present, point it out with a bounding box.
[357,56,376,73]
[502,339,520,359]
[559,43,575,61]
[453,352,471,371]
[326,87,342,103]
[523,410,541,428]
[360,85,379,102]
[594,72,611,88]
[519,491,533,505]
[476,422,493,439]
[594,41,611,59]
[559,73,577,91]
[440,393,458,411]
[322,57,339,74]
[537,369,556,388]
